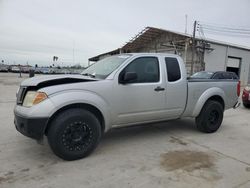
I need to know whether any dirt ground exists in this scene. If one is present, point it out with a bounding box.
[0,73,250,188]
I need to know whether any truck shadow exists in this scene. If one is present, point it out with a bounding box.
[17,118,197,162]
[98,118,197,152]
[103,118,196,140]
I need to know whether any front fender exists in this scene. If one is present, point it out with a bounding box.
[48,90,111,131]
[192,87,225,117]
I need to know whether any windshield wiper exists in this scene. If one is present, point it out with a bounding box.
[82,73,96,78]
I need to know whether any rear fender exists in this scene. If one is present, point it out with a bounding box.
[192,87,225,117]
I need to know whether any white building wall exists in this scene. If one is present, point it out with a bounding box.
[204,43,250,85]
[227,47,250,85]
[204,44,227,72]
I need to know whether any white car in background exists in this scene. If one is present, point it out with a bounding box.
[11,66,20,73]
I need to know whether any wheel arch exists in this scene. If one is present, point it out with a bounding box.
[192,87,226,117]
[44,103,105,135]
[207,95,225,109]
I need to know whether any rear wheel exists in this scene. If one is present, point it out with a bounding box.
[47,108,102,161]
[195,100,224,133]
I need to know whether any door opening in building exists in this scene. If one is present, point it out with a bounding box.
[226,57,241,77]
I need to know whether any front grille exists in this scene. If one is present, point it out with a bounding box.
[17,87,27,105]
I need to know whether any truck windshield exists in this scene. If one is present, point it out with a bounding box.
[81,55,131,79]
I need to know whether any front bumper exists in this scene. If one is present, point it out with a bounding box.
[14,112,49,140]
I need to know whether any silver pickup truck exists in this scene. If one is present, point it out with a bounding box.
[14,53,240,160]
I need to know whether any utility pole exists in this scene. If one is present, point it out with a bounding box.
[191,20,197,75]
[184,39,188,65]
[185,14,188,34]
[73,40,75,65]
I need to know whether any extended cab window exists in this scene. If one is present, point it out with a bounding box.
[121,57,160,83]
[165,57,181,82]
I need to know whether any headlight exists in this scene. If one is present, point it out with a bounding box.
[22,91,48,107]
[245,86,250,92]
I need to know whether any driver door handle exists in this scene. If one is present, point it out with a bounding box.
[154,86,165,92]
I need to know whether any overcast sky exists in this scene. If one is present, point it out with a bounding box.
[0,0,250,67]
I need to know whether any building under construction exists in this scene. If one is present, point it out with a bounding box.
[89,27,250,85]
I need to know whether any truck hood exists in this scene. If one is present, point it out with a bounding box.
[21,74,98,87]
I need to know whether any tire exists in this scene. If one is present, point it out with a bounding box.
[243,102,250,108]
[195,100,224,133]
[47,108,102,161]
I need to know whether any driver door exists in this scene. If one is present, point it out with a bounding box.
[111,56,166,126]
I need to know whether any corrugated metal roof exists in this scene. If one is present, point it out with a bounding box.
[122,26,250,51]
[89,26,250,61]
[88,48,121,62]
[121,27,172,51]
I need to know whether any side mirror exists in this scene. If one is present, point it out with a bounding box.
[120,72,137,84]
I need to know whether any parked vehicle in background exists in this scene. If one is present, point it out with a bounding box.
[21,66,32,73]
[14,53,240,160]
[34,68,42,74]
[11,66,20,73]
[242,85,250,108]
[59,69,71,74]
[190,71,238,80]
[70,69,85,74]
[0,65,9,72]
[31,67,84,75]
[48,68,57,74]
[40,68,50,74]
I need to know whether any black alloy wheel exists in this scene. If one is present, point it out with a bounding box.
[48,108,102,161]
[196,100,224,133]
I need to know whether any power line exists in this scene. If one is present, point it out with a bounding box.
[198,28,250,37]
[197,21,250,38]
[198,29,250,38]
[200,24,250,32]
[198,21,250,31]
[201,27,250,35]
[199,25,250,34]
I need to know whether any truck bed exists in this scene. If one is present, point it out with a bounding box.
[182,79,239,117]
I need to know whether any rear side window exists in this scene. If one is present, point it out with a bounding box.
[165,57,181,82]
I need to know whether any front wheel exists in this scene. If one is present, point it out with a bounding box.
[195,100,224,133]
[47,108,102,161]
